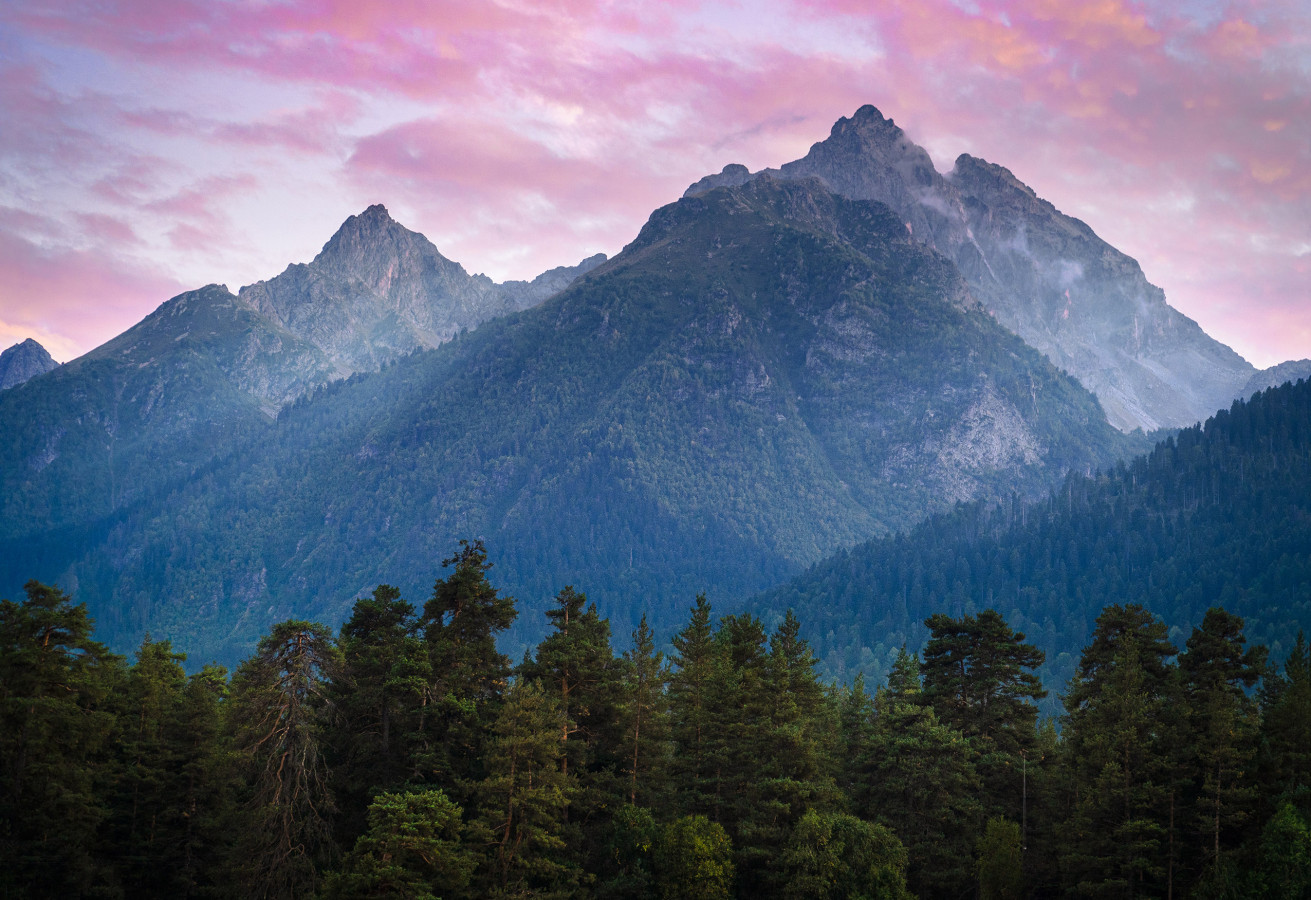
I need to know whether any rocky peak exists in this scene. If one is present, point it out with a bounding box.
[681,105,1257,431]
[683,163,755,198]
[308,203,471,299]
[0,338,58,390]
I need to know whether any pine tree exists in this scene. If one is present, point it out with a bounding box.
[473,679,578,897]
[1059,604,1177,898]
[228,619,339,900]
[0,580,122,898]
[520,586,620,788]
[417,540,517,794]
[328,585,429,843]
[105,637,199,897]
[620,615,669,807]
[667,594,722,819]
[1259,632,1311,813]
[1179,608,1265,876]
[856,667,981,897]
[921,609,1045,822]
[323,790,476,900]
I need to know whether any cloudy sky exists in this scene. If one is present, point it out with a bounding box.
[0,0,1307,367]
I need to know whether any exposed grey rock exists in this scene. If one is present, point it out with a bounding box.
[686,105,1257,432]
[238,204,604,382]
[80,283,341,415]
[496,252,608,309]
[1242,359,1311,398]
[683,163,754,197]
[0,338,58,390]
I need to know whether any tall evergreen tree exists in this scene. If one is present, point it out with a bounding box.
[1179,608,1265,876]
[328,585,429,843]
[620,615,669,807]
[417,540,517,793]
[667,594,722,819]
[1059,604,1177,898]
[105,638,204,898]
[228,619,339,900]
[1259,632,1311,815]
[921,609,1045,821]
[856,658,981,898]
[473,679,579,898]
[0,581,122,898]
[520,586,620,785]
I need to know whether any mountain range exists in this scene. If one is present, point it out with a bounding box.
[2,105,1306,666]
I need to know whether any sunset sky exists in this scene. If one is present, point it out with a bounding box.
[0,0,1307,368]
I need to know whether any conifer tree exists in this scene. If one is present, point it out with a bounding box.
[520,586,620,785]
[667,594,722,818]
[856,657,981,897]
[0,580,122,898]
[417,540,517,793]
[620,615,669,807]
[1259,632,1311,813]
[228,619,339,900]
[328,585,429,842]
[324,790,476,900]
[105,638,199,897]
[473,679,578,897]
[1059,604,1176,898]
[1179,608,1265,875]
[921,610,1045,821]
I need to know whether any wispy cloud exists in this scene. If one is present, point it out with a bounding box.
[0,0,1305,366]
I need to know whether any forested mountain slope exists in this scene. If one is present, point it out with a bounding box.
[3,177,1140,666]
[756,376,1311,692]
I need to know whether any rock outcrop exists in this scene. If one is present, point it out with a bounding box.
[0,338,58,390]
[687,105,1257,431]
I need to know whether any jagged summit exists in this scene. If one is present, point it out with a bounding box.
[684,105,1257,431]
[0,338,58,390]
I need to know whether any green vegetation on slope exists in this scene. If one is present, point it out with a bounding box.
[2,177,1138,667]
[756,377,1311,699]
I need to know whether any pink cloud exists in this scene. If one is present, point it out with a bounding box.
[0,213,185,361]
[0,0,1306,367]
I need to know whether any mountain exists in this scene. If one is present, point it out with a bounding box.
[3,176,1144,665]
[687,105,1256,431]
[0,338,58,390]
[1243,358,1311,397]
[239,204,606,376]
[0,208,604,553]
[753,377,1311,699]
[0,284,335,550]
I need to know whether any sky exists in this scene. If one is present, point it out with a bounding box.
[0,0,1307,368]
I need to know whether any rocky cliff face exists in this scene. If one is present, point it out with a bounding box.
[686,105,1257,432]
[0,338,58,390]
[239,204,605,376]
[1243,359,1311,398]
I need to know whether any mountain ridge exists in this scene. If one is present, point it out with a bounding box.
[687,104,1257,432]
[3,176,1142,666]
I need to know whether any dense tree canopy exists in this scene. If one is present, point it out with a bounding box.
[1,554,1307,899]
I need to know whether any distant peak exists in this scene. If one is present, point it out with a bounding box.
[834,104,895,134]
[360,203,392,220]
[0,336,59,389]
